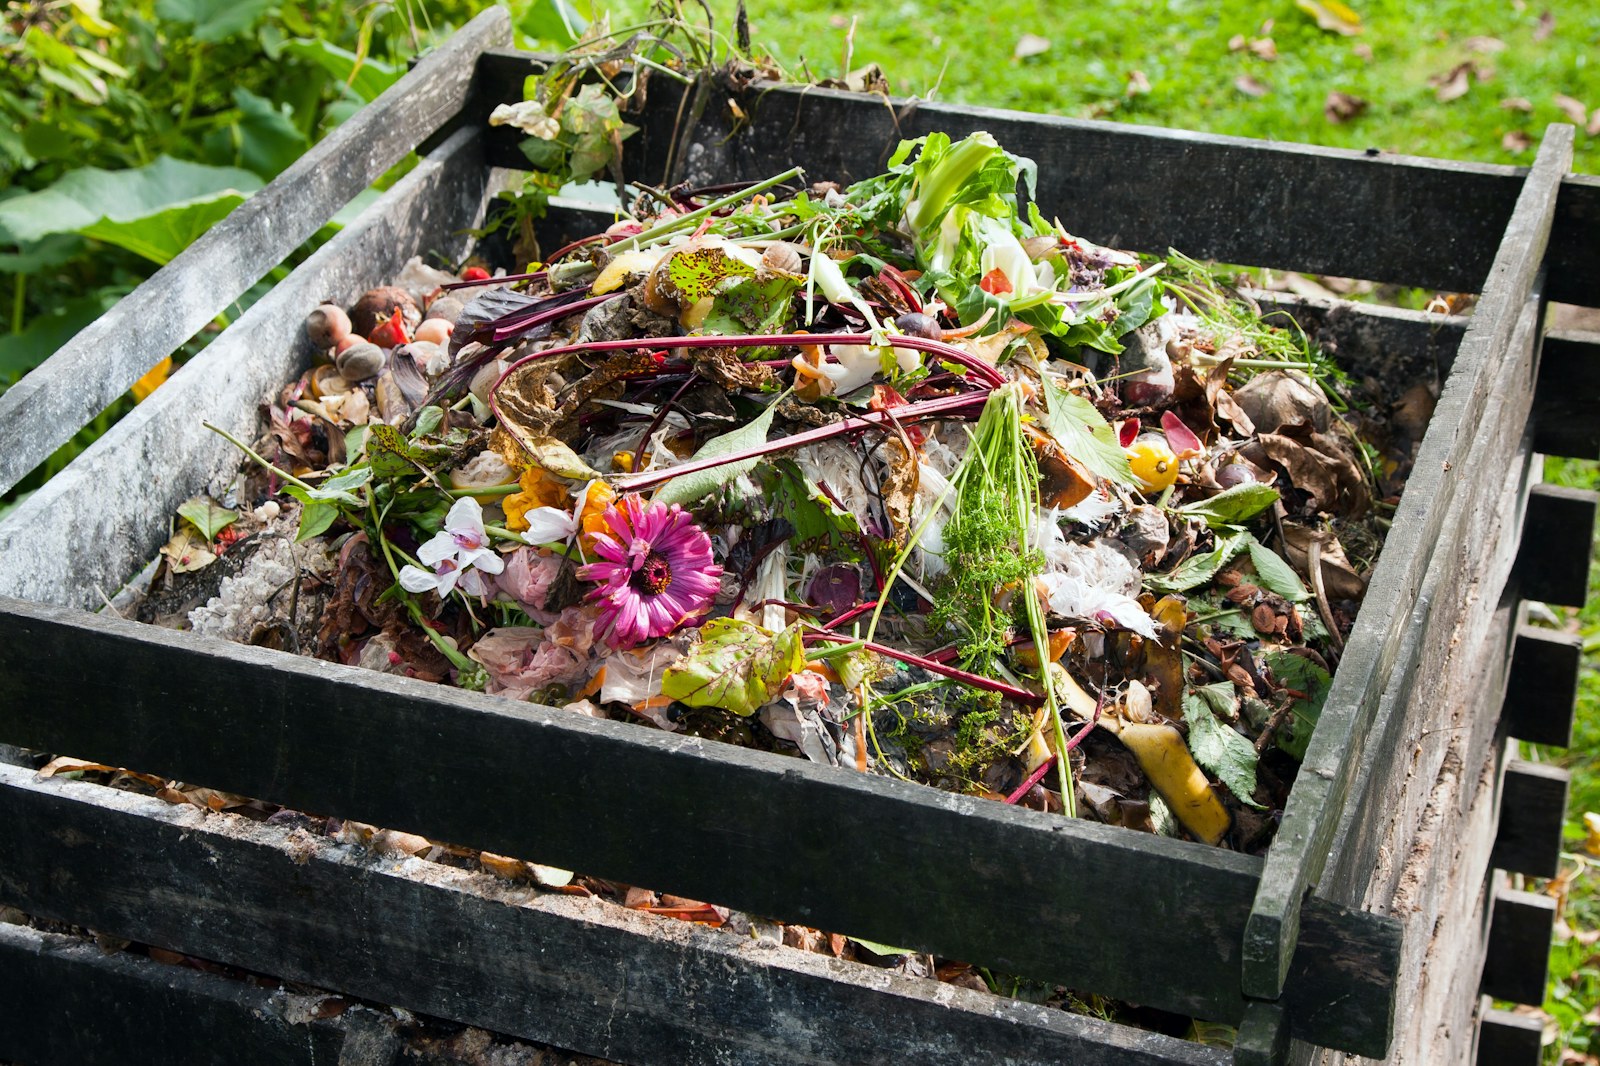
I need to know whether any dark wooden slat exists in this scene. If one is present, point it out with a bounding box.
[1515,483,1598,608]
[0,766,1232,1066]
[1492,760,1571,879]
[1234,1001,1290,1066]
[1532,330,1600,458]
[1481,888,1557,1005]
[1476,1005,1546,1066]
[0,9,512,498]
[1249,289,1468,386]
[1243,126,1573,1002]
[1502,624,1584,747]
[0,128,498,610]
[0,597,1397,1056]
[0,923,396,1066]
[473,53,1600,306]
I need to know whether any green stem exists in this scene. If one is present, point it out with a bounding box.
[202,421,317,493]
[10,273,23,335]
[177,43,206,132]
[443,484,520,498]
[610,166,806,255]
[370,505,479,676]
[806,639,866,662]
[483,523,527,543]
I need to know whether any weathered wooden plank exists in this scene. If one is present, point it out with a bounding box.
[1532,330,1600,458]
[1248,289,1467,387]
[1480,888,1557,1005]
[0,129,499,610]
[0,9,512,499]
[0,597,1396,1054]
[1243,126,1573,1002]
[1475,1004,1546,1066]
[1235,1001,1291,1066]
[471,52,1600,306]
[1491,760,1570,879]
[0,766,1232,1066]
[0,922,400,1066]
[1515,483,1598,608]
[1502,624,1583,748]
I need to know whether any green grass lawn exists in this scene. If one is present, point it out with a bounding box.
[732,0,1600,173]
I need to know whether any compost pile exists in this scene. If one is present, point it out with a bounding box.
[142,131,1412,855]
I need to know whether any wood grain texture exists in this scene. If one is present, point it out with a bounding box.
[1480,888,1557,1005]
[1515,483,1599,608]
[0,923,400,1066]
[1242,124,1573,1003]
[1492,760,1571,879]
[0,766,1232,1066]
[1532,330,1600,458]
[0,596,1396,1055]
[1503,624,1583,748]
[0,129,499,610]
[0,9,512,498]
[1476,1005,1546,1066]
[471,53,1600,306]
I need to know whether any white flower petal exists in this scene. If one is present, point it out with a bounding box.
[521,506,578,544]
[417,531,457,567]
[444,496,486,537]
[462,546,505,575]
[399,565,440,593]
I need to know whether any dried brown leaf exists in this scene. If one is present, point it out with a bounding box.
[1500,96,1534,112]
[1534,10,1554,40]
[1503,129,1534,152]
[1464,35,1507,53]
[1235,74,1272,98]
[1324,91,1369,123]
[1250,37,1279,60]
[1126,69,1152,95]
[1432,64,1472,103]
[1554,93,1590,125]
[1295,0,1363,36]
[1228,33,1248,52]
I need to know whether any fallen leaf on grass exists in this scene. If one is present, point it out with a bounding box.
[1554,93,1590,125]
[1500,97,1534,112]
[1503,129,1534,151]
[1432,64,1473,103]
[1295,0,1363,36]
[1013,33,1050,60]
[1250,37,1278,60]
[1351,42,1373,61]
[1464,35,1507,53]
[1325,91,1368,123]
[1126,70,1152,96]
[1235,74,1272,98]
[1228,33,1247,51]
[1533,10,1554,40]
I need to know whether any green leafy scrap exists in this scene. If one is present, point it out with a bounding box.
[765,460,861,555]
[1176,483,1280,529]
[1261,651,1332,760]
[1245,535,1311,603]
[665,243,758,307]
[703,273,802,335]
[652,399,778,507]
[1183,683,1263,807]
[1146,532,1248,594]
[1038,375,1136,485]
[176,496,237,541]
[660,618,806,717]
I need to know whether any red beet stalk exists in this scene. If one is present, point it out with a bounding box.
[803,630,1044,707]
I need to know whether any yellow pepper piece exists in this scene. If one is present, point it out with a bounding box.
[131,357,173,402]
[502,465,569,532]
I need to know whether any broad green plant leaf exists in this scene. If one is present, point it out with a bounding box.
[283,491,339,541]
[230,88,309,179]
[1183,683,1263,807]
[177,496,238,541]
[1146,532,1249,594]
[1245,534,1311,603]
[1039,375,1136,485]
[660,618,805,716]
[766,460,861,555]
[511,0,589,46]
[1261,651,1332,759]
[155,0,273,42]
[652,399,778,507]
[282,39,401,103]
[1176,483,1280,529]
[0,157,260,263]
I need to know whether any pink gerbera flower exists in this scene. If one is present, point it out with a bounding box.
[577,494,722,648]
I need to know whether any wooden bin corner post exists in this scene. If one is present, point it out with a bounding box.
[1238,123,1574,1063]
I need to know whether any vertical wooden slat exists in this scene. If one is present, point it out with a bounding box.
[1531,330,1600,458]
[1492,760,1571,879]
[1515,483,1598,608]
[1481,889,1557,1004]
[1476,1005,1546,1066]
[1502,625,1583,747]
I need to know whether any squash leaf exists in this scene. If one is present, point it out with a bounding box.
[660,618,805,717]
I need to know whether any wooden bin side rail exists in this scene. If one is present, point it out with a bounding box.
[0,8,514,500]
[1241,125,1573,1006]
[0,598,1397,1057]
[0,763,1235,1066]
[467,51,1600,309]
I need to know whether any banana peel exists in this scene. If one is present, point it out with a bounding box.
[1100,713,1230,846]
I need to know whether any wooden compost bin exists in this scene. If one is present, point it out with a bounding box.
[1,11,1597,1064]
